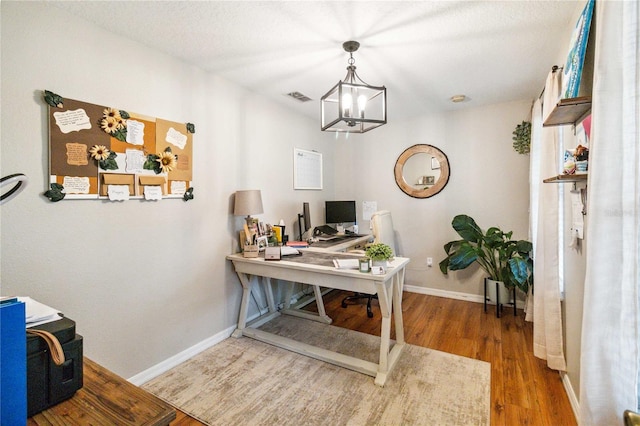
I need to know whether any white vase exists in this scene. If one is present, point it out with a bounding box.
[486,279,513,305]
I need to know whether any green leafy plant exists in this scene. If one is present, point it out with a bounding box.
[512,120,531,155]
[439,214,533,293]
[365,242,393,261]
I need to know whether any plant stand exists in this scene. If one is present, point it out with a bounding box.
[483,278,517,318]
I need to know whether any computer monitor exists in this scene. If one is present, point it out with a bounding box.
[297,202,311,239]
[325,201,356,225]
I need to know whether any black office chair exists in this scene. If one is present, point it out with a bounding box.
[341,210,396,318]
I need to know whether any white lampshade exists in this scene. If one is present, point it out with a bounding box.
[233,190,263,218]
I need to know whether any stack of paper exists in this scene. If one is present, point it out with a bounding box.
[332,259,360,269]
[18,296,62,327]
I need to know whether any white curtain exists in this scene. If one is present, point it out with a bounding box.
[579,0,640,424]
[527,69,567,371]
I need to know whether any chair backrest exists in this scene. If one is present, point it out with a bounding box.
[371,210,396,255]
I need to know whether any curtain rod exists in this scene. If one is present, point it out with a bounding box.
[538,65,563,99]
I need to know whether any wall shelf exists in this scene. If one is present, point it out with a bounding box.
[543,97,592,127]
[543,174,588,183]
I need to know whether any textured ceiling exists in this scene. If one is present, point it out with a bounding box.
[49,1,579,121]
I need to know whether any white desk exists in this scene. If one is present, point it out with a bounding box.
[227,250,409,386]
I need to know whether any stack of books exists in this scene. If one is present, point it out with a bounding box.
[286,240,309,248]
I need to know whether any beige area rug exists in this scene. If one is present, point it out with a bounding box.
[142,316,490,425]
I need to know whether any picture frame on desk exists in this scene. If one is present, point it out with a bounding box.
[256,236,268,251]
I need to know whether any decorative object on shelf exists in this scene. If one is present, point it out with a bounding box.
[511,120,531,155]
[439,214,533,295]
[321,41,386,133]
[394,144,450,198]
[563,150,577,175]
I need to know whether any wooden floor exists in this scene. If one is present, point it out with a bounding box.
[170,290,576,426]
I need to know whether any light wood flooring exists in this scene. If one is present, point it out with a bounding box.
[170,290,577,426]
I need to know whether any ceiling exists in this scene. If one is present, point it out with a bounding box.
[49,1,579,122]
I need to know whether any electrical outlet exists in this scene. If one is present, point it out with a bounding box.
[427,257,433,267]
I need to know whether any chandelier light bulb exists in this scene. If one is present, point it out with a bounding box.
[342,93,353,118]
[357,95,367,118]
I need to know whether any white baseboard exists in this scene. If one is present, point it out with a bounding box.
[129,285,522,386]
[127,324,236,386]
[404,284,526,310]
[560,371,580,423]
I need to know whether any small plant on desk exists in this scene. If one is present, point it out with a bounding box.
[365,243,393,262]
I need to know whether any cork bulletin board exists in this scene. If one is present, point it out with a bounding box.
[44,90,194,202]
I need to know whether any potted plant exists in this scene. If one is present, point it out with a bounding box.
[438,215,533,299]
[365,242,394,266]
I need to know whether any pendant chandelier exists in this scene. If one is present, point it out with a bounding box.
[321,41,387,133]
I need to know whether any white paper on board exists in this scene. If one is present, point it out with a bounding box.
[62,176,90,194]
[144,186,163,201]
[108,185,130,201]
[166,127,187,149]
[126,120,145,145]
[53,109,92,134]
[170,180,187,195]
[125,149,146,173]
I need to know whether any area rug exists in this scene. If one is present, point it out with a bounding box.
[142,316,490,425]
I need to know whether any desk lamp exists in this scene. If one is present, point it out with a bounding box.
[233,189,263,224]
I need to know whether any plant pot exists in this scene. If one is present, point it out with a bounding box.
[371,259,387,267]
[485,279,513,305]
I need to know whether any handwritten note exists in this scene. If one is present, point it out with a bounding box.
[53,109,92,134]
[166,127,187,150]
[108,185,130,201]
[62,176,90,194]
[125,120,145,145]
[65,143,88,166]
[144,186,163,201]
[125,149,145,173]
[170,180,186,195]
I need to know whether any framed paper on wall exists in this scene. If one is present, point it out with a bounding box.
[293,148,323,190]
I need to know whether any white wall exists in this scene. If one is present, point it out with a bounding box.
[1,1,548,381]
[335,100,532,297]
[0,2,332,378]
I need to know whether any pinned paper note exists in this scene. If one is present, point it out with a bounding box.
[166,127,187,149]
[125,149,146,173]
[144,185,163,201]
[108,185,130,201]
[125,120,145,145]
[65,143,89,166]
[170,180,187,195]
[62,176,90,194]
[53,109,92,134]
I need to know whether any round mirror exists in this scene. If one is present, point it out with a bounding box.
[394,144,450,198]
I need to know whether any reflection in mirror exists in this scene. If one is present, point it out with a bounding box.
[394,144,450,198]
[403,153,442,190]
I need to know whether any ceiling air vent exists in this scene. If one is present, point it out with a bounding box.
[286,92,312,102]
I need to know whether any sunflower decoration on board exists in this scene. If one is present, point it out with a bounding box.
[100,107,130,142]
[144,147,177,175]
[89,144,118,170]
